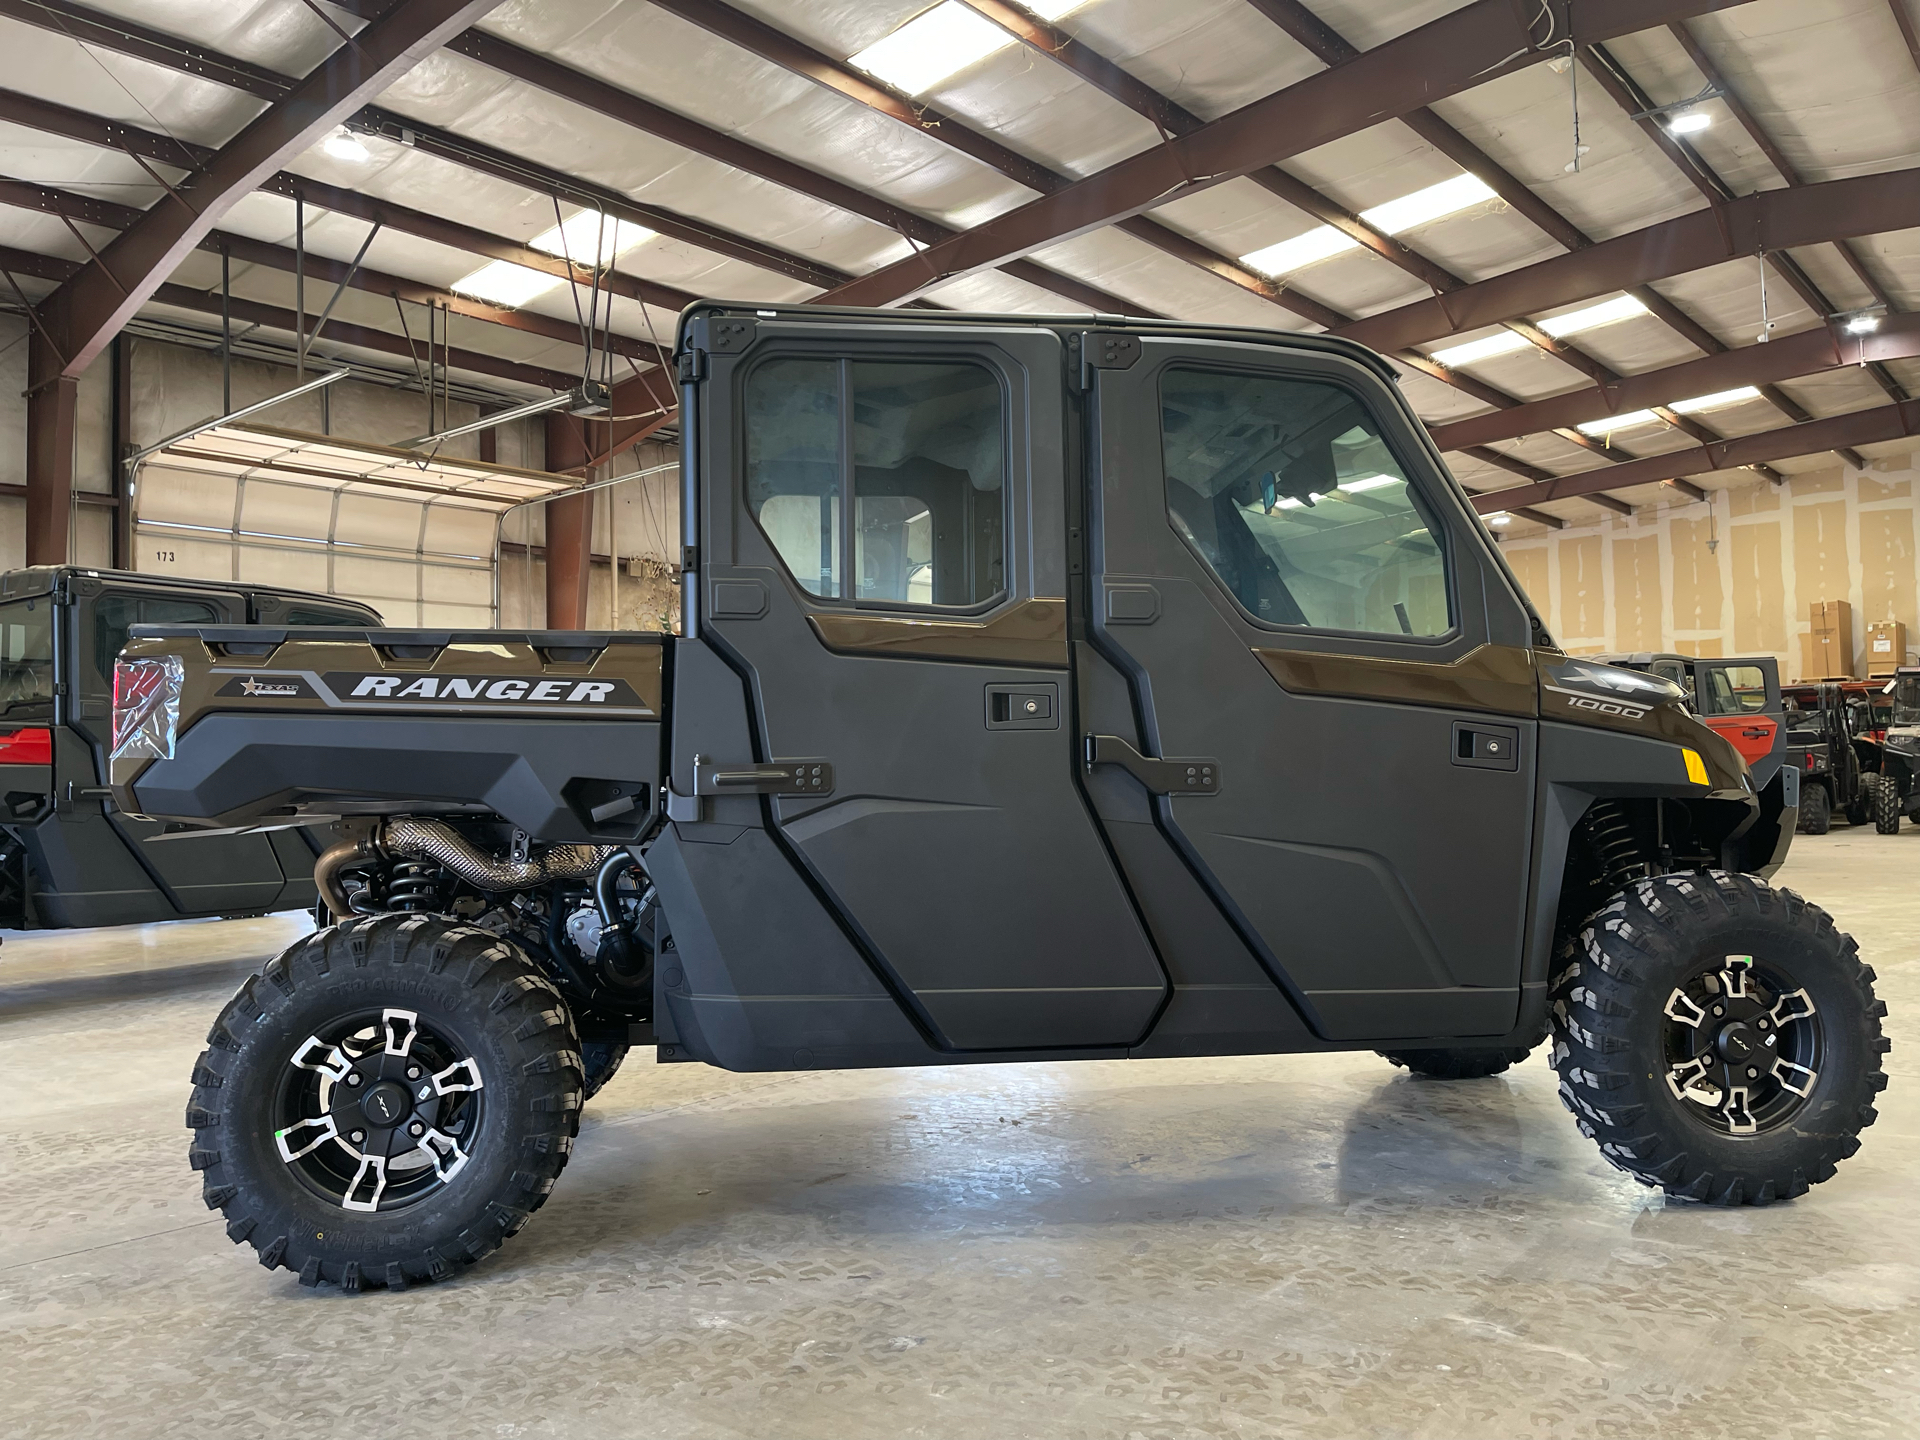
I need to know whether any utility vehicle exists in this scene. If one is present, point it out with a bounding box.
[0,566,379,929]
[1778,682,1873,832]
[1593,652,1786,788]
[109,305,1887,1292]
[1872,666,1920,832]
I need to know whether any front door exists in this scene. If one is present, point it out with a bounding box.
[1693,658,1783,777]
[1085,337,1539,1041]
[693,316,1167,1051]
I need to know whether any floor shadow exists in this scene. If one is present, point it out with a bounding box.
[0,955,264,1021]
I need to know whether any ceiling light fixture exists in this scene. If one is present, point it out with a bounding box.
[1241,172,1497,276]
[450,260,563,309]
[1669,385,1761,414]
[1487,511,1512,527]
[320,126,370,163]
[1665,110,1712,136]
[1844,311,1884,335]
[1429,294,1650,369]
[1339,474,1401,493]
[1576,409,1660,436]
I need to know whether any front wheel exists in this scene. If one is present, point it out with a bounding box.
[1798,781,1832,835]
[186,915,584,1290]
[1873,772,1902,834]
[1551,872,1888,1206]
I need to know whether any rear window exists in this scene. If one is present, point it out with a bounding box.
[91,594,222,694]
[0,598,55,715]
[278,604,379,626]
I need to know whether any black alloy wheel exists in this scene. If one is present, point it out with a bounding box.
[188,915,584,1290]
[1552,871,1888,1205]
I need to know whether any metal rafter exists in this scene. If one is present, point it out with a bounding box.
[1,242,577,392]
[1431,312,1920,453]
[1470,398,1920,512]
[443,27,1143,316]
[809,0,1750,307]
[1579,39,1906,423]
[30,0,507,379]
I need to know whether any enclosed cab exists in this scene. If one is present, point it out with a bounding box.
[106,305,1884,1289]
[0,566,380,929]
[1871,665,1920,832]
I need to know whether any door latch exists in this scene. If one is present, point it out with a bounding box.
[1084,735,1219,795]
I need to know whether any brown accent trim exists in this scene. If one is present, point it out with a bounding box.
[1253,643,1538,717]
[807,598,1068,668]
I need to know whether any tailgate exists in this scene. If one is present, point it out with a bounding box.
[109,627,665,841]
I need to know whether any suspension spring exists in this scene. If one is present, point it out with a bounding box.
[386,860,442,912]
[1585,800,1647,890]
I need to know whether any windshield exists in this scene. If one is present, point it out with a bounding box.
[1894,676,1920,726]
[0,597,56,715]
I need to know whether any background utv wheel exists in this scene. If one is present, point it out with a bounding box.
[186,915,584,1291]
[1377,1041,1540,1079]
[1873,773,1902,834]
[1551,872,1888,1206]
[1798,782,1832,835]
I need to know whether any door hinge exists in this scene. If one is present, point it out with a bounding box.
[1084,735,1219,795]
[1070,330,1141,388]
[681,544,699,574]
[675,349,707,383]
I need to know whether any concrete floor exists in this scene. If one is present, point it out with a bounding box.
[2,835,1914,1439]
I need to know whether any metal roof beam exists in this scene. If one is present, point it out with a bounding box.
[31,0,506,380]
[1431,313,1920,452]
[812,0,1750,307]
[1468,399,1920,512]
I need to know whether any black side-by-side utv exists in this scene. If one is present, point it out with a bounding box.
[107,304,1887,1291]
[0,567,381,930]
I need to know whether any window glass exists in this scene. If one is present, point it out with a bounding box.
[1159,368,1450,636]
[1699,664,1768,716]
[745,357,1004,606]
[91,594,221,693]
[0,599,56,715]
[279,603,379,626]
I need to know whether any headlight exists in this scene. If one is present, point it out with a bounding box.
[112,656,183,761]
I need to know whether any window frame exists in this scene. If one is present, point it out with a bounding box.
[737,347,1015,618]
[1154,359,1463,646]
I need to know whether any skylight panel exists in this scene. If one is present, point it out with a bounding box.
[1240,226,1361,277]
[1576,410,1660,436]
[1239,171,1497,277]
[530,212,655,268]
[1429,332,1531,368]
[850,2,1013,94]
[1358,173,1498,236]
[1669,385,1762,414]
[450,261,562,309]
[1538,294,1649,337]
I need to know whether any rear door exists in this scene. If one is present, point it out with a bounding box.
[1694,657,1783,781]
[68,577,290,916]
[1084,336,1538,1041]
[691,316,1166,1051]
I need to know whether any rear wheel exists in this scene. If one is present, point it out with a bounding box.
[1874,772,1902,834]
[1377,1042,1538,1079]
[1799,782,1832,834]
[1551,872,1887,1205]
[186,915,584,1290]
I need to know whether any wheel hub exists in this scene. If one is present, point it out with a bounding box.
[1662,957,1822,1135]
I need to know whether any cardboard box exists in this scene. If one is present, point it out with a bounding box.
[1866,621,1908,676]
[1803,598,1855,679]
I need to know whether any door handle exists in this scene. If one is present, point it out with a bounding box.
[1084,735,1219,794]
[1741,726,1772,737]
[691,754,833,796]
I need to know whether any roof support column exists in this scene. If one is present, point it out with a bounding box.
[544,412,594,630]
[25,330,77,566]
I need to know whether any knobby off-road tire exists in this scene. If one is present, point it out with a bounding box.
[578,1031,631,1099]
[1872,772,1902,834]
[1798,781,1832,835]
[1551,871,1888,1206]
[186,915,585,1291]
[1376,1041,1540,1080]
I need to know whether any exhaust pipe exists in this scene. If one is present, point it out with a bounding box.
[313,819,614,917]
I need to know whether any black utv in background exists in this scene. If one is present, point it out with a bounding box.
[1873,666,1920,832]
[108,303,1888,1292]
[0,566,380,929]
